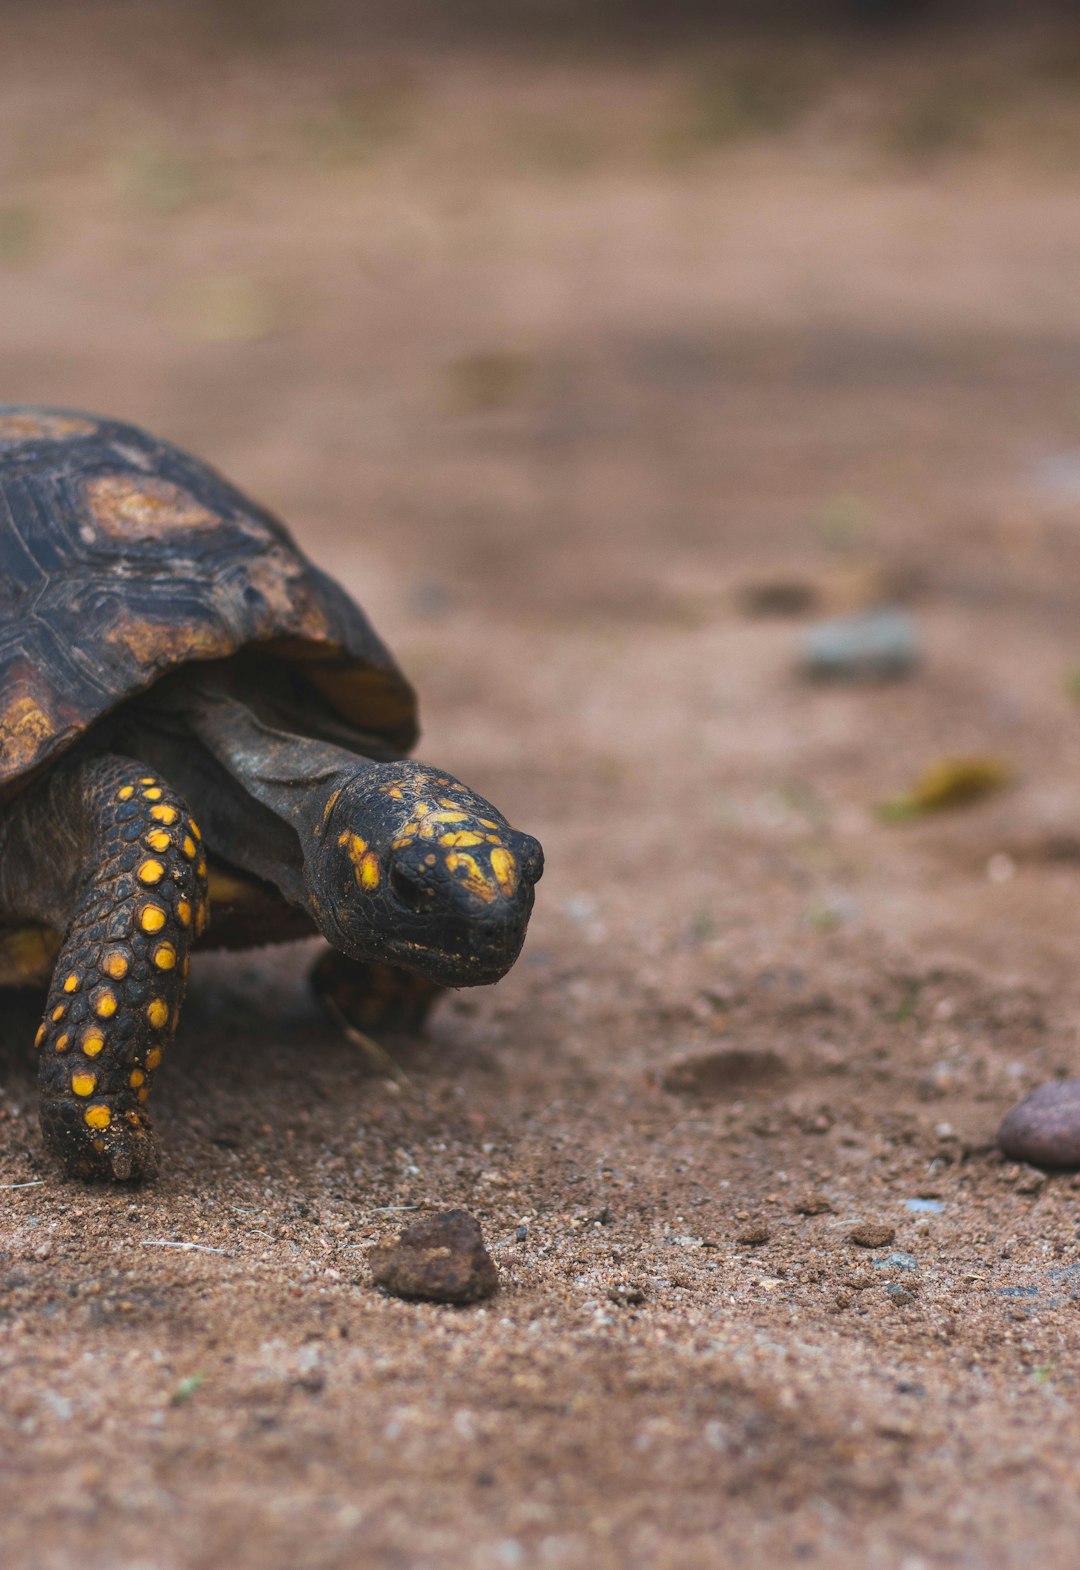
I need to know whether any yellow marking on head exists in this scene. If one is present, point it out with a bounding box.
[55,1032,70,1052]
[34,1023,45,1049]
[138,1087,150,1104]
[142,787,163,801]
[146,1045,163,1071]
[81,1031,105,1058]
[103,951,129,980]
[411,800,436,820]
[153,942,177,971]
[145,828,171,853]
[177,899,191,928]
[439,830,485,849]
[430,810,469,824]
[445,851,497,904]
[479,818,500,830]
[71,1072,96,1097]
[387,786,404,799]
[424,853,436,866]
[129,1068,145,1089]
[117,785,135,801]
[338,830,368,867]
[95,989,118,1019]
[63,973,79,993]
[137,859,165,885]
[150,804,178,825]
[360,852,381,890]
[490,846,518,896]
[140,904,167,934]
[147,999,168,1029]
[418,821,438,840]
[51,1004,65,1022]
[139,777,156,786]
[83,1105,111,1130]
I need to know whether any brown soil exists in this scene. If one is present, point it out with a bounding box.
[5,9,1080,1568]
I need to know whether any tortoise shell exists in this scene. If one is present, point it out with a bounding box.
[0,405,419,797]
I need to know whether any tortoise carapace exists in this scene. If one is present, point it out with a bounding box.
[0,406,542,1181]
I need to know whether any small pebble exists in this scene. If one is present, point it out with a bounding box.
[801,608,918,683]
[794,1193,834,1216]
[735,1223,771,1246]
[998,1080,1080,1169]
[369,1209,498,1304]
[849,1222,896,1248]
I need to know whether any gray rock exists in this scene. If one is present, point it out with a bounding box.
[801,608,918,682]
[998,1080,1080,1169]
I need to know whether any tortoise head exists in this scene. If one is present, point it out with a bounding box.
[308,763,543,987]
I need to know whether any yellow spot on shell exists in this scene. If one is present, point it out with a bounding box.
[34,1024,45,1049]
[129,1068,145,1089]
[439,830,485,848]
[142,787,163,801]
[445,851,497,904]
[63,973,79,993]
[71,1072,96,1097]
[95,989,118,1019]
[51,1004,65,1022]
[145,829,171,852]
[146,1046,163,1071]
[147,999,168,1029]
[140,904,167,934]
[81,1031,105,1058]
[117,785,134,801]
[55,1032,70,1052]
[181,836,196,861]
[360,852,381,890]
[84,1105,111,1130]
[177,899,191,927]
[150,804,178,825]
[153,942,177,971]
[137,859,165,885]
[104,951,129,980]
[490,846,518,896]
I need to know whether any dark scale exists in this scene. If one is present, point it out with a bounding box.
[0,405,542,1183]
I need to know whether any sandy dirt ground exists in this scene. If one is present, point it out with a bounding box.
[6,7,1080,1567]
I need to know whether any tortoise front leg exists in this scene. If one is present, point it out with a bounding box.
[311,950,443,1035]
[19,757,208,1181]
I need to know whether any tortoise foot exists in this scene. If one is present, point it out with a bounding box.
[311,951,443,1035]
[41,1097,158,1183]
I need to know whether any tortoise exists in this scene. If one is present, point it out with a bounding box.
[0,405,543,1183]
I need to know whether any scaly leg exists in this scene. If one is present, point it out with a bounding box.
[1,754,208,1181]
[310,950,442,1035]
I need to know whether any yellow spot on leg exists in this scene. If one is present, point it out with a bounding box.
[177,899,191,927]
[84,1105,111,1130]
[55,1033,70,1053]
[181,836,196,860]
[117,785,134,801]
[81,1031,105,1057]
[142,787,163,801]
[138,777,156,786]
[138,1087,150,1104]
[71,1072,96,1097]
[137,859,165,885]
[129,1068,145,1089]
[63,973,79,993]
[94,989,118,1019]
[147,1000,168,1029]
[150,804,178,825]
[51,1004,65,1022]
[103,951,129,980]
[146,1046,163,1071]
[140,904,167,934]
[34,1024,45,1049]
[145,828,171,853]
[189,820,202,841]
[153,942,177,971]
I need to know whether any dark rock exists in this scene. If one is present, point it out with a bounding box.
[369,1209,499,1304]
[849,1222,896,1248]
[998,1080,1080,1169]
